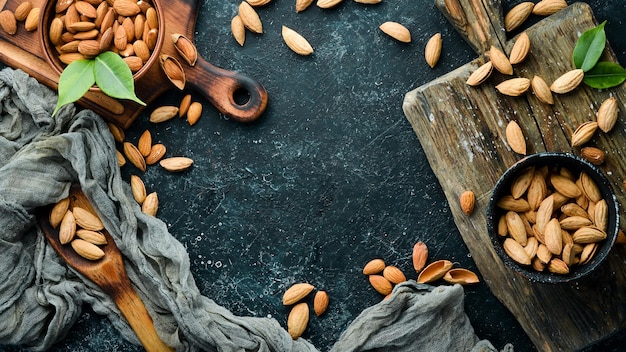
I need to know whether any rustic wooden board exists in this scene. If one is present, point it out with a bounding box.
[403,1,626,351]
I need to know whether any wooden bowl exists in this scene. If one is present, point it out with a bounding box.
[39,0,165,84]
[486,152,619,283]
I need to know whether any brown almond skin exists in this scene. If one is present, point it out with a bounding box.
[313,290,329,316]
[282,283,315,305]
[363,258,385,275]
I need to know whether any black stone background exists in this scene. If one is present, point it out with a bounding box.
[2,1,626,351]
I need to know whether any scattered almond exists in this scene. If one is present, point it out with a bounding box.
[466,61,493,86]
[532,0,568,16]
[137,130,152,157]
[550,69,584,94]
[24,7,39,31]
[417,259,453,283]
[496,78,530,97]
[382,265,406,284]
[287,302,309,340]
[146,144,167,165]
[283,283,315,305]
[187,102,203,126]
[460,190,475,215]
[15,1,33,21]
[424,33,442,68]
[509,32,530,65]
[130,175,147,205]
[160,157,194,172]
[150,106,179,123]
[379,22,411,43]
[123,142,147,172]
[142,192,158,216]
[368,275,392,295]
[296,0,314,12]
[570,121,598,147]
[531,76,554,104]
[282,25,314,56]
[238,1,263,34]
[504,2,534,32]
[231,15,246,46]
[505,120,527,155]
[179,94,192,118]
[412,241,428,273]
[317,0,343,9]
[363,258,385,275]
[313,290,329,316]
[0,10,16,35]
[489,45,513,75]
[596,97,618,133]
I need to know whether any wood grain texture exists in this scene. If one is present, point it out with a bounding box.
[0,0,267,128]
[403,2,626,351]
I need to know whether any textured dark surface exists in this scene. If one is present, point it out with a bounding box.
[2,0,626,351]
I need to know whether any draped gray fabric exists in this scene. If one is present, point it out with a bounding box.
[0,68,505,352]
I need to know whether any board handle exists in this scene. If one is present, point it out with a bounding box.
[435,0,507,54]
[186,57,268,123]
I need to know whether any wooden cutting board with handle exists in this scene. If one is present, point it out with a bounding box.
[0,0,267,128]
[403,1,626,351]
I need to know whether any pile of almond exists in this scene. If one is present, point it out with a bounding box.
[495,164,610,274]
[282,282,329,339]
[363,241,479,300]
[47,0,160,72]
[49,197,108,261]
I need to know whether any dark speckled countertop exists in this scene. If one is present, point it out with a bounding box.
[3,1,626,351]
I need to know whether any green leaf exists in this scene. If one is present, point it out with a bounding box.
[94,52,145,106]
[583,61,626,89]
[53,59,95,116]
[573,21,607,72]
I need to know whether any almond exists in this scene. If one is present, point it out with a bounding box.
[117,150,126,167]
[489,45,513,75]
[73,206,104,231]
[238,1,263,33]
[506,211,528,246]
[536,243,552,264]
[354,0,382,3]
[187,102,202,126]
[443,268,479,285]
[503,238,531,265]
[531,76,554,104]
[137,130,152,157]
[424,33,442,68]
[561,203,589,219]
[59,210,77,245]
[505,120,527,155]
[76,229,107,245]
[496,195,530,212]
[544,218,563,255]
[509,32,530,64]
[527,172,547,210]
[15,1,33,21]
[363,258,385,275]
[160,157,194,172]
[317,0,343,9]
[0,10,16,35]
[75,1,97,18]
[510,166,534,199]
[550,174,581,198]
[559,216,592,231]
[123,56,143,72]
[379,22,411,43]
[71,238,105,260]
[417,259,453,283]
[282,26,314,56]
[50,198,70,228]
[247,0,272,6]
[382,265,406,284]
[594,199,608,232]
[131,174,147,205]
[133,40,151,63]
[579,242,598,265]
[107,122,125,143]
[150,105,179,123]
[550,69,584,94]
[570,121,598,147]
[287,302,309,340]
[283,283,315,305]
[113,0,141,16]
[524,236,539,258]
[142,192,158,216]
[597,97,619,133]
[572,226,607,244]
[466,61,493,86]
[24,7,39,31]
[296,0,314,12]
[580,147,605,165]
[114,25,128,50]
[532,0,567,16]
[579,172,601,203]
[172,33,198,66]
[145,144,167,165]
[497,77,530,97]
[313,290,329,316]
[145,7,158,29]
[78,40,101,58]
[231,15,245,46]
[459,190,475,215]
[159,55,186,90]
[368,275,393,295]
[504,2,534,32]
[412,241,428,273]
[50,17,65,45]
[123,142,147,172]
[547,258,569,274]
[179,94,192,117]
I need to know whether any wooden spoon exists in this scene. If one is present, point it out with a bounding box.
[36,185,173,352]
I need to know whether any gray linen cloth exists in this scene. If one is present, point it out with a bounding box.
[0,68,505,352]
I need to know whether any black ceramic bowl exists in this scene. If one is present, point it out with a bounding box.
[486,152,619,283]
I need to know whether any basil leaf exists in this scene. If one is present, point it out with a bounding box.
[94,52,145,106]
[53,59,95,116]
[573,21,607,72]
[583,61,626,89]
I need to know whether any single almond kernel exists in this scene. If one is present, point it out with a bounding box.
[172,34,198,66]
[0,10,17,35]
[59,210,76,244]
[382,265,406,284]
[412,241,428,273]
[146,144,167,165]
[160,157,194,172]
[142,192,158,216]
[282,25,314,56]
[50,198,71,229]
[460,190,475,215]
[15,1,33,21]
[150,105,179,123]
[597,97,619,133]
[489,45,513,75]
[24,7,39,31]
[287,303,309,340]
[505,120,527,155]
[570,121,598,147]
[137,130,152,157]
[531,76,554,104]
[550,69,584,94]
[159,55,186,90]
[73,206,104,231]
[123,142,147,172]
[496,78,530,97]
[532,0,567,16]
[238,1,263,33]
[509,32,530,65]
[76,229,107,245]
[231,15,246,46]
[296,0,314,12]
[363,258,385,275]
[504,2,534,32]
[379,21,411,43]
[130,175,147,205]
[503,238,531,265]
[580,147,605,166]
[424,33,442,68]
[466,61,493,86]
[187,102,202,126]
[317,0,343,9]
[71,239,105,260]
[283,283,315,305]
[179,94,192,118]
[369,275,393,295]
[313,290,329,316]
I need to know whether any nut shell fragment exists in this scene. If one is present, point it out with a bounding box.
[417,259,453,283]
[443,268,479,285]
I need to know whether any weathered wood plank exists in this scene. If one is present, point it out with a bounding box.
[403,2,626,351]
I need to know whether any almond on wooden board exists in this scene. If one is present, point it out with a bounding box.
[509,32,530,65]
[504,2,534,32]
[597,97,619,133]
[550,69,584,94]
[14,1,33,21]
[580,147,605,166]
[496,77,530,97]
[531,76,554,105]
[71,238,105,260]
[532,0,568,16]
[59,210,76,245]
[459,190,475,215]
[466,61,493,86]
[50,197,70,228]
[0,10,17,35]
[73,206,104,231]
[570,121,598,147]
[505,120,527,155]
[489,45,513,75]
